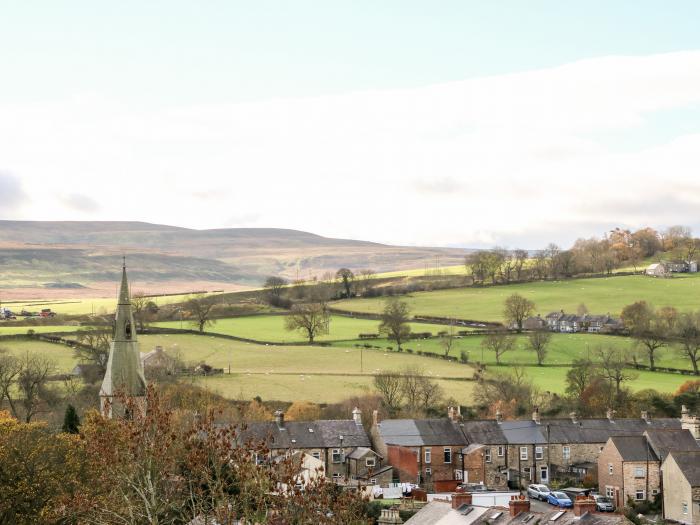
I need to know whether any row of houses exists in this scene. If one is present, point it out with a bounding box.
[646,260,699,277]
[238,405,700,500]
[524,312,621,333]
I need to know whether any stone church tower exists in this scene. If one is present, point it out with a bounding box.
[100,262,147,418]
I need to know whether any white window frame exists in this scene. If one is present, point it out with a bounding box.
[485,448,492,463]
[497,445,505,457]
[635,490,645,501]
[535,446,544,460]
[605,487,614,498]
[562,446,570,460]
[608,464,613,475]
[634,467,645,478]
[455,469,463,480]
[682,502,688,515]
[425,449,431,464]
[332,449,342,464]
[444,447,452,464]
[425,467,432,475]
[366,457,376,467]
[312,451,321,460]
[520,447,528,460]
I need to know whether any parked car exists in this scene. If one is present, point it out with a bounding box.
[592,495,615,512]
[546,492,573,508]
[527,484,551,501]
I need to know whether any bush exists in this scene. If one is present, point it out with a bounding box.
[405,348,413,354]
[459,350,469,364]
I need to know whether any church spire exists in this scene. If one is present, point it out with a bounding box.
[100,260,147,417]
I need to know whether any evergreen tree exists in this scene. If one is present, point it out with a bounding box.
[62,404,80,434]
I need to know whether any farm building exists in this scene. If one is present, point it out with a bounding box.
[541,311,620,333]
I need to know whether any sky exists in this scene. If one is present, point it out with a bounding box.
[2,1,700,248]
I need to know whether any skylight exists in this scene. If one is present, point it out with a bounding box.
[491,512,503,519]
[550,511,565,521]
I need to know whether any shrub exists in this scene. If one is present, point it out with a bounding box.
[459,351,469,364]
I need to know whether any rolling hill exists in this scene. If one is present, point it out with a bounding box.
[0,221,470,295]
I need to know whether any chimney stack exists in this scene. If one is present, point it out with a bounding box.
[509,495,530,517]
[606,408,615,421]
[372,409,379,427]
[532,407,541,425]
[641,410,650,423]
[452,492,473,509]
[495,410,503,423]
[274,410,284,428]
[570,411,578,424]
[681,405,700,440]
[352,407,362,427]
[573,495,597,517]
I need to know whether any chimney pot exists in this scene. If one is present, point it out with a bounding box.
[532,407,541,424]
[573,495,597,517]
[569,411,578,424]
[274,410,284,428]
[352,407,362,426]
[641,410,649,422]
[495,411,503,423]
[606,408,615,421]
[372,409,379,426]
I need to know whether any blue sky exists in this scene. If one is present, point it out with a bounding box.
[2,2,700,247]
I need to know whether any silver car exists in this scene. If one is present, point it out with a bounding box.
[527,484,551,501]
[593,495,615,512]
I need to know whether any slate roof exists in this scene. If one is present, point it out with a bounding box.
[609,436,658,462]
[537,418,680,444]
[644,429,700,461]
[377,418,468,447]
[405,502,632,525]
[237,420,370,450]
[668,450,700,486]
[461,420,508,445]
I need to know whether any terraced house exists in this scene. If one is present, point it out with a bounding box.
[237,408,392,486]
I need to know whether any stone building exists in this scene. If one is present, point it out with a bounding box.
[597,429,699,507]
[662,450,700,525]
[237,408,385,484]
[99,262,147,418]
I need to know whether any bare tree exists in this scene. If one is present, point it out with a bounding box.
[373,372,403,413]
[565,358,599,399]
[527,329,551,366]
[0,350,22,418]
[439,320,458,358]
[131,291,149,330]
[262,276,288,306]
[356,269,376,295]
[621,301,669,370]
[513,249,529,281]
[596,346,637,404]
[676,312,700,375]
[379,298,411,350]
[503,294,535,332]
[284,303,330,343]
[480,330,515,365]
[74,329,111,375]
[416,376,444,414]
[185,295,217,333]
[17,354,57,422]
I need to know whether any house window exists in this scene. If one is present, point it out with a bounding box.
[444,448,452,464]
[485,448,492,463]
[312,452,320,460]
[369,478,377,485]
[332,473,342,480]
[520,447,528,460]
[608,464,613,475]
[425,449,431,464]
[425,467,432,476]
[523,467,532,481]
[562,446,570,460]
[332,449,342,463]
[535,446,544,460]
[605,487,614,498]
[455,469,463,480]
[497,446,505,457]
[682,502,688,515]
[651,489,659,496]
[635,490,645,501]
[634,467,645,478]
[366,457,376,467]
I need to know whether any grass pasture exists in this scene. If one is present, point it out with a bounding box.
[332,273,700,322]
[153,314,457,343]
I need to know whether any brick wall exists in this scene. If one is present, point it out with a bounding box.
[598,441,624,507]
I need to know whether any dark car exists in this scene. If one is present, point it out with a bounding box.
[546,491,573,508]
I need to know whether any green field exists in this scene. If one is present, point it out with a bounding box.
[2,292,222,316]
[333,273,700,322]
[333,332,695,371]
[0,338,79,372]
[0,324,85,335]
[153,314,457,343]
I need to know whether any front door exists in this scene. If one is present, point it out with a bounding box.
[540,466,548,483]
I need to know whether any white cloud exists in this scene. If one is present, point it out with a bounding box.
[1,51,700,247]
